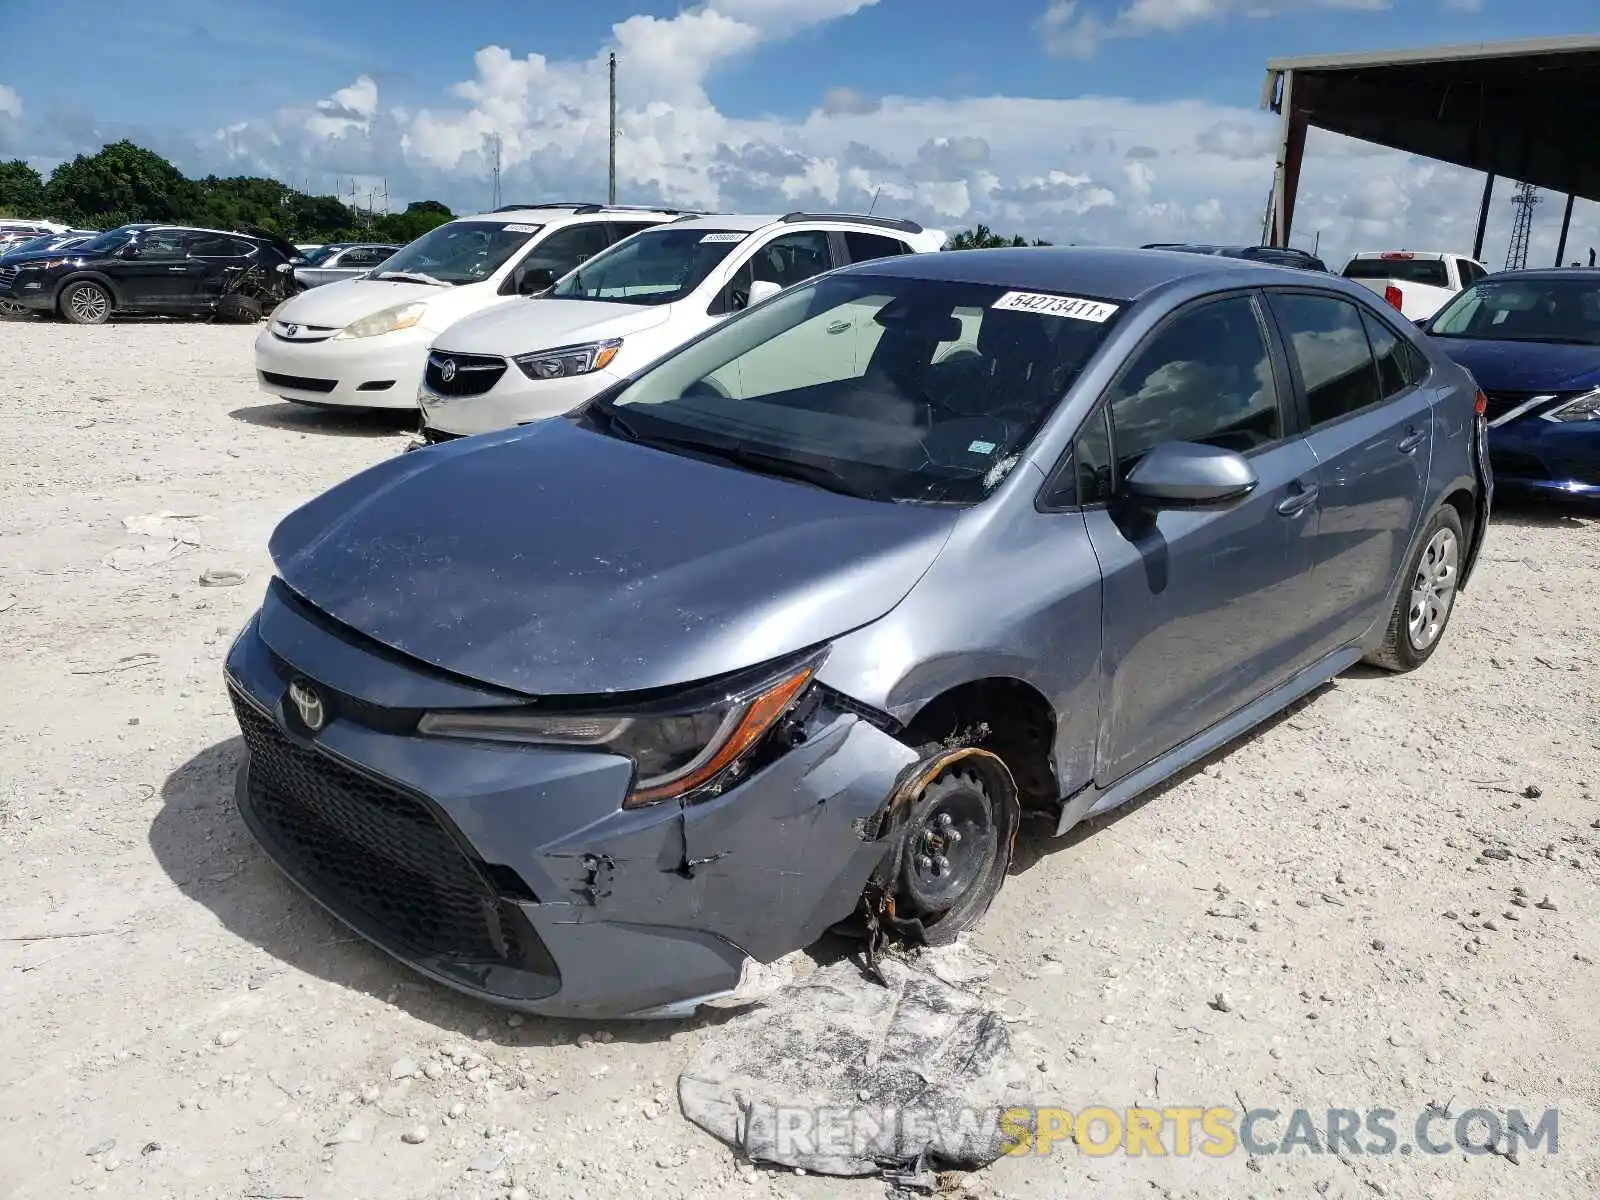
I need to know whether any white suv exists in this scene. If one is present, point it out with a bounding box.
[252,204,689,410]
[415,212,946,439]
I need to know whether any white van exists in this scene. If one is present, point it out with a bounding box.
[252,204,689,409]
[415,212,946,439]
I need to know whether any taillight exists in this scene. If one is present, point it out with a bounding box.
[1474,390,1487,416]
[1383,285,1403,311]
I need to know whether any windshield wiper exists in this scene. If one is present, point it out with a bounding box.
[638,431,884,500]
[374,270,449,287]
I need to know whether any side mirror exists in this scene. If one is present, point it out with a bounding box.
[746,279,782,307]
[1123,441,1258,508]
[1413,316,1433,332]
[517,266,555,295]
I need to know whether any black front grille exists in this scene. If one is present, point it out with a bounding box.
[260,370,336,394]
[424,351,507,397]
[231,690,522,962]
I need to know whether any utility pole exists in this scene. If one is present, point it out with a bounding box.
[608,52,618,206]
[492,135,503,209]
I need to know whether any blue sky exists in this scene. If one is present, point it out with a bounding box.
[1,0,1595,267]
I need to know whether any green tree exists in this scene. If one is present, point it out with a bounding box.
[34,138,456,243]
[44,140,198,225]
[945,224,1052,250]
[374,200,455,245]
[0,160,45,216]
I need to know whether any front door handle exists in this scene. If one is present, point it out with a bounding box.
[1397,428,1425,453]
[1276,483,1319,517]
[826,321,851,334]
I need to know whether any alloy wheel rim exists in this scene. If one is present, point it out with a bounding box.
[1407,527,1458,650]
[71,287,107,322]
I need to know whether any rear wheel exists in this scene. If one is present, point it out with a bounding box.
[1365,505,1464,672]
[60,281,112,326]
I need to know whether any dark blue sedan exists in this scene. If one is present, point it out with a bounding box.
[1424,269,1600,497]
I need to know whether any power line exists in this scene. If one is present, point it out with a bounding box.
[491,134,502,210]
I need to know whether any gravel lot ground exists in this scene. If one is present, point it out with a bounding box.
[1,319,1597,1200]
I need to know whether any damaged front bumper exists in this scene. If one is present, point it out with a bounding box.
[223,582,918,1019]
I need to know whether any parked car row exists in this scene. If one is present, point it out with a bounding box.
[255,204,945,431]
[226,239,1500,1019]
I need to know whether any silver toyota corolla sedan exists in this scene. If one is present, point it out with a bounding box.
[224,246,1491,1018]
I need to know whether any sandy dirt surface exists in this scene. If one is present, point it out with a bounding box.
[1,318,1597,1200]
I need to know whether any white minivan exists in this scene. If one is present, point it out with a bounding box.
[415,213,947,439]
[252,204,688,409]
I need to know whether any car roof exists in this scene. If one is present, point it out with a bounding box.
[839,245,1310,302]
[1481,267,1600,282]
[455,205,686,223]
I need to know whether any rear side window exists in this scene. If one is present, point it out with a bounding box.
[1359,310,1412,399]
[1107,294,1282,470]
[844,231,909,263]
[1342,257,1450,287]
[1271,293,1382,426]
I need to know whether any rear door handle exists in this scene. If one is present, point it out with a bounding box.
[1276,483,1319,516]
[826,321,851,334]
[1397,428,1425,453]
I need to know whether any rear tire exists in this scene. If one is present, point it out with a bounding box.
[60,281,112,326]
[1364,504,1464,673]
[215,293,264,324]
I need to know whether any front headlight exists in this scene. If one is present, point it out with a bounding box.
[1540,387,1600,423]
[416,656,820,808]
[336,301,428,340]
[513,339,622,380]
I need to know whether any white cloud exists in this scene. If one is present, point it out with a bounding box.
[4,2,1597,272]
[1039,0,1389,58]
[0,83,20,121]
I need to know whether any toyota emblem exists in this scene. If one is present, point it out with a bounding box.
[440,358,458,383]
[284,323,299,337]
[288,679,326,732]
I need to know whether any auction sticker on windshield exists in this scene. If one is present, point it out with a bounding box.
[503,224,540,233]
[699,232,748,244]
[992,291,1119,322]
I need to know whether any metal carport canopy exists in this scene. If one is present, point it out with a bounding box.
[1260,36,1600,263]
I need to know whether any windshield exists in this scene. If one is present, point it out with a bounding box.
[550,227,748,305]
[76,228,134,256]
[599,272,1122,504]
[6,234,55,255]
[1430,277,1600,345]
[1343,257,1450,287]
[373,220,544,285]
[300,245,341,266]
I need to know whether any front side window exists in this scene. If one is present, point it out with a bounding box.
[547,227,747,306]
[372,220,544,285]
[600,273,1122,505]
[1430,278,1600,346]
[715,231,835,314]
[844,231,910,263]
[1108,294,1282,472]
[1271,292,1382,426]
[134,230,191,261]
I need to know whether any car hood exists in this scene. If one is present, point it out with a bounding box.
[431,296,673,355]
[0,247,88,267]
[1428,336,1600,393]
[273,277,455,327]
[268,419,959,697]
